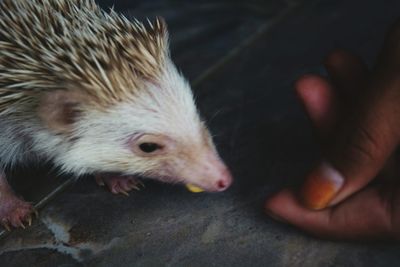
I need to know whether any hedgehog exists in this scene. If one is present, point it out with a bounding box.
[0,0,233,230]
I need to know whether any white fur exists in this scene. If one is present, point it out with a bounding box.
[55,60,203,175]
[0,1,231,191]
[0,60,205,180]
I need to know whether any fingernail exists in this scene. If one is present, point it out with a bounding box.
[300,162,344,210]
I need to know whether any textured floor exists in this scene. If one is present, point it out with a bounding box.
[1,0,400,266]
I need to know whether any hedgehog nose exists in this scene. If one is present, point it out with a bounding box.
[216,168,232,191]
[217,179,229,191]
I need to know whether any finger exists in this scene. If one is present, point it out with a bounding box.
[265,187,399,241]
[324,49,396,183]
[295,51,369,138]
[295,75,337,136]
[301,72,400,209]
[324,50,370,102]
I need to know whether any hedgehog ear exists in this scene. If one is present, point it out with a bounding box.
[37,90,84,134]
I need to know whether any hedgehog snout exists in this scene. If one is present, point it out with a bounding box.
[215,166,232,191]
[194,150,233,192]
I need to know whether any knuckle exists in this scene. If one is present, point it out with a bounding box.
[346,125,381,165]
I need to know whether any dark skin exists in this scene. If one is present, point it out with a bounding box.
[265,21,400,241]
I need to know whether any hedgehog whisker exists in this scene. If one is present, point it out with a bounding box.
[205,108,225,125]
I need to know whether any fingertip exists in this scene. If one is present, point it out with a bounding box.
[265,188,304,224]
[294,74,336,131]
[265,188,338,239]
[300,162,345,210]
[265,188,296,210]
[295,74,328,95]
[295,75,332,105]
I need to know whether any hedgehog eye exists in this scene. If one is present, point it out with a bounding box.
[138,142,162,153]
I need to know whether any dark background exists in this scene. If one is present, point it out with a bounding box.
[1,0,400,266]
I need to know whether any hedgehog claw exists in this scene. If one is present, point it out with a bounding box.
[95,174,143,196]
[0,173,37,231]
[27,216,32,226]
[120,190,130,197]
[1,220,11,232]
[33,209,39,219]
[95,175,105,186]
[0,197,36,231]
[137,180,145,188]
[132,185,140,191]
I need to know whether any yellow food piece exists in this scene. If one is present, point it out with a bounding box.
[186,184,204,193]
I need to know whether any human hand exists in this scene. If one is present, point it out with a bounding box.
[265,22,400,240]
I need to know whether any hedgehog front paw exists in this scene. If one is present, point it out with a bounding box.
[95,174,144,196]
[0,195,38,231]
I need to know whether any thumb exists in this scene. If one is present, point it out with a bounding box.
[301,77,400,210]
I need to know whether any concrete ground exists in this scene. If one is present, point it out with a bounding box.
[1,0,400,266]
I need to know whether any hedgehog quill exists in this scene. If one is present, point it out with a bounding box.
[0,0,232,230]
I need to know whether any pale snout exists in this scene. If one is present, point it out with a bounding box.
[188,150,233,192]
[213,164,233,192]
